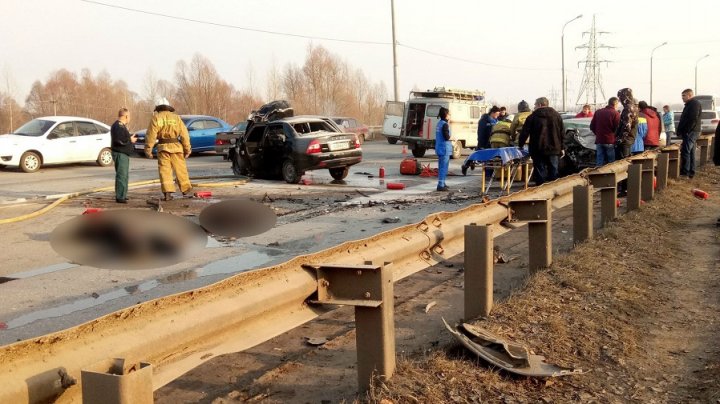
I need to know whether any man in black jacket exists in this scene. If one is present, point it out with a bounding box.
[517,97,564,185]
[110,108,137,203]
[677,88,702,178]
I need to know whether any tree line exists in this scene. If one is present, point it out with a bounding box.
[0,44,387,133]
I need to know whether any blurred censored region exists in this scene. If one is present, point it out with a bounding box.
[199,199,277,238]
[50,210,208,270]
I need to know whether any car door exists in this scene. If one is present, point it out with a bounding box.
[186,119,204,152]
[43,121,79,163]
[74,121,106,161]
[200,119,223,151]
[260,124,287,174]
[241,125,266,172]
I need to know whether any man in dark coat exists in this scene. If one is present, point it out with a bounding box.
[110,107,137,203]
[517,97,565,185]
[677,88,702,178]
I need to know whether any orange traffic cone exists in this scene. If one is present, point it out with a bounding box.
[401,144,407,155]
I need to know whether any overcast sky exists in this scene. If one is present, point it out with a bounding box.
[3,0,720,111]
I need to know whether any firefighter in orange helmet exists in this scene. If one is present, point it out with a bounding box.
[144,97,192,201]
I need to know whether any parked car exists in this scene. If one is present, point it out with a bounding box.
[231,116,362,183]
[0,116,112,173]
[134,115,231,155]
[330,117,369,143]
[215,121,248,160]
[673,109,719,136]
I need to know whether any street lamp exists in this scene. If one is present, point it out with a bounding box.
[649,41,667,106]
[561,14,582,112]
[695,54,710,94]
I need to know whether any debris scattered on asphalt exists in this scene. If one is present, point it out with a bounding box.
[91,292,100,299]
[382,217,401,224]
[305,337,329,346]
[442,318,584,377]
[424,301,437,313]
[356,189,371,198]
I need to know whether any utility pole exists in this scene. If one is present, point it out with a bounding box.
[390,0,399,101]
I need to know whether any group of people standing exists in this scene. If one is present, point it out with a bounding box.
[435,86,708,192]
[590,88,703,179]
[109,98,194,203]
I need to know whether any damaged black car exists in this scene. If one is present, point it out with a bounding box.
[229,101,362,183]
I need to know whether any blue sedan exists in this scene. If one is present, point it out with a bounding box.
[134,115,231,154]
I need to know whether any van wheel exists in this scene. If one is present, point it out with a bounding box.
[412,146,426,158]
[97,148,113,167]
[329,166,349,180]
[282,159,301,184]
[387,137,398,145]
[20,151,41,173]
[451,141,462,159]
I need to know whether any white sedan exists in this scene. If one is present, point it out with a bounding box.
[0,116,113,173]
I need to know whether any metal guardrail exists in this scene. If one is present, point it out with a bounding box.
[0,137,714,403]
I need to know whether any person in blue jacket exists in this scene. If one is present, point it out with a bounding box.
[435,107,452,191]
[632,115,648,155]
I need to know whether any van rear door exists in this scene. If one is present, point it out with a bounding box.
[383,101,404,137]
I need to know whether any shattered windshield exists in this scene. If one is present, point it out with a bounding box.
[292,121,337,136]
[12,119,54,136]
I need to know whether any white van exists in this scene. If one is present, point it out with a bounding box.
[381,87,488,159]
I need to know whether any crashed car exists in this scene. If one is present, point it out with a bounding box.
[560,117,596,176]
[230,101,362,183]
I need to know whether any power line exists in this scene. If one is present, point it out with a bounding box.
[80,0,391,45]
[80,0,560,72]
[397,43,559,71]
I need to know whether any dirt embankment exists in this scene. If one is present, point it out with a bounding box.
[372,166,720,403]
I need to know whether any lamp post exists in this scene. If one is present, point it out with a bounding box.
[561,14,582,112]
[649,41,667,106]
[694,54,710,94]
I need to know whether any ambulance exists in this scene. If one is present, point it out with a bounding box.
[382,87,488,159]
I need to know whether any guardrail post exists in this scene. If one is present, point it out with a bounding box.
[81,359,153,404]
[464,224,493,318]
[589,172,617,227]
[508,199,551,273]
[635,156,656,201]
[656,152,669,191]
[697,136,710,166]
[304,263,395,392]
[662,148,680,179]
[627,163,642,211]
[573,185,593,245]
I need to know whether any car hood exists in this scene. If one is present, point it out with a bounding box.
[0,134,40,148]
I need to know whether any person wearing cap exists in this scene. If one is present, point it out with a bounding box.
[517,97,564,185]
[477,106,500,149]
[144,97,192,201]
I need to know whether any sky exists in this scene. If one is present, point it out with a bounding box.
[2,0,720,112]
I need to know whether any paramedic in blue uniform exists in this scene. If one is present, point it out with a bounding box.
[435,107,452,191]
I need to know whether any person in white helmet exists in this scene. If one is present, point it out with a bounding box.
[144,97,192,201]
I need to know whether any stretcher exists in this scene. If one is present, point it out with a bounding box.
[460,147,532,196]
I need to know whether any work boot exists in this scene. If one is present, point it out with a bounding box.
[163,192,173,201]
[182,188,194,197]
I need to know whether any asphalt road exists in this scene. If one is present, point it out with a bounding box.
[0,141,489,343]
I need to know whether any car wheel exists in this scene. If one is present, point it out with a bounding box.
[20,151,41,173]
[411,146,426,158]
[231,150,249,176]
[451,141,462,159]
[329,166,349,180]
[387,137,398,145]
[97,148,113,167]
[282,159,301,184]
